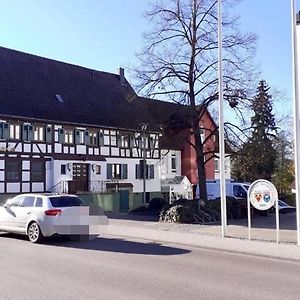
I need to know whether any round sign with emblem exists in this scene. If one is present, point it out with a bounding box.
[247,179,278,211]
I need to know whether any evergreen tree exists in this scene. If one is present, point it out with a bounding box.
[232,80,277,182]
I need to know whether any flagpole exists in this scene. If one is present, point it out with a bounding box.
[291,0,300,245]
[218,0,227,237]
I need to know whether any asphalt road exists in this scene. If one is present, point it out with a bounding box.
[1,233,300,300]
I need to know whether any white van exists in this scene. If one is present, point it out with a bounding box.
[196,180,250,200]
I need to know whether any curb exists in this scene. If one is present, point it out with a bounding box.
[102,224,300,263]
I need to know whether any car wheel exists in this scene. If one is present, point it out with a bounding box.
[27,222,43,243]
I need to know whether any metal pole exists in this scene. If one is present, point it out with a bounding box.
[291,0,300,245]
[141,124,148,205]
[143,144,146,205]
[218,0,227,237]
[247,193,251,240]
[276,196,280,244]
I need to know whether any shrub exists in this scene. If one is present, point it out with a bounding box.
[129,206,148,214]
[149,197,167,211]
[159,197,247,224]
[162,205,195,223]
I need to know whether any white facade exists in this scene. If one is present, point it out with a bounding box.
[214,153,231,179]
[0,119,162,196]
[160,150,181,179]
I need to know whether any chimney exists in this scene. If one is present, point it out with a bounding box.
[119,67,126,86]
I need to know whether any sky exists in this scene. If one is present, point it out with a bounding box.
[0,0,298,116]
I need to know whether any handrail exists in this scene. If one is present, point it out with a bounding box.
[48,180,120,194]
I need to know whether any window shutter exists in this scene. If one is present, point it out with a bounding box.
[46,126,52,143]
[121,164,128,179]
[58,128,64,144]
[139,159,145,179]
[149,137,155,149]
[99,132,104,146]
[84,130,90,145]
[107,164,112,179]
[28,125,34,141]
[149,165,154,179]
[129,136,135,148]
[117,135,122,147]
[22,124,28,141]
[135,164,141,179]
[0,123,9,139]
[138,136,143,148]
[75,130,80,144]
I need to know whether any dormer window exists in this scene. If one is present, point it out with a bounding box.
[55,94,64,103]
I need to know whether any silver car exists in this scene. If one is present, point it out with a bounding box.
[0,193,108,243]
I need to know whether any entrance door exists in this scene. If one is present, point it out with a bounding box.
[72,163,89,192]
[119,190,129,213]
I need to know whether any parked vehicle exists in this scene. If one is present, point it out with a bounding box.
[276,200,296,214]
[0,193,108,243]
[196,180,250,200]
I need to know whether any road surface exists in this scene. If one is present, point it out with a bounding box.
[0,233,299,300]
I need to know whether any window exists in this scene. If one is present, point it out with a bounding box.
[171,154,177,172]
[110,135,117,146]
[65,129,73,144]
[23,124,34,141]
[49,196,86,207]
[35,197,43,207]
[61,165,66,175]
[34,126,44,141]
[31,161,44,181]
[20,196,35,207]
[6,161,20,181]
[89,132,98,146]
[95,165,101,175]
[135,163,154,179]
[9,124,20,140]
[199,126,205,142]
[75,130,85,144]
[9,196,22,207]
[214,158,220,173]
[233,185,247,199]
[117,135,131,148]
[107,164,127,179]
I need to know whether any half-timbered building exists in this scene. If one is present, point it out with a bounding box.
[0,47,163,210]
[0,46,229,210]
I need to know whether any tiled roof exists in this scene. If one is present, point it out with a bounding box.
[0,46,208,150]
[0,47,157,131]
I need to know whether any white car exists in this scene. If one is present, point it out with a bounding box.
[0,193,108,243]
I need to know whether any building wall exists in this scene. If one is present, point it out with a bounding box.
[181,110,223,185]
[0,117,162,197]
[160,149,181,179]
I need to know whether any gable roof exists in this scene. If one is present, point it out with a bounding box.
[0,47,156,131]
[0,46,216,142]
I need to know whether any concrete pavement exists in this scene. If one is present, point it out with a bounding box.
[103,213,300,262]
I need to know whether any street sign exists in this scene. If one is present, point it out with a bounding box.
[247,179,280,243]
[248,180,278,211]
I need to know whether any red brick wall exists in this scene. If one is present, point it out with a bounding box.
[181,110,216,185]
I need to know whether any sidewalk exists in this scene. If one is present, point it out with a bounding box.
[101,214,300,262]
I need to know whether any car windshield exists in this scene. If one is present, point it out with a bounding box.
[278,200,289,207]
[49,196,86,207]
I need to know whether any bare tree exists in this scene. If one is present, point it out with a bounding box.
[134,0,257,200]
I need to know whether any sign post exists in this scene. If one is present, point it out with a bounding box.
[247,180,279,243]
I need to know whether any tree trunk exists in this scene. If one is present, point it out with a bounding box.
[193,115,208,201]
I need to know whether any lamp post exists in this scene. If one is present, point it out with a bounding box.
[140,123,148,205]
[291,0,300,245]
[218,0,227,237]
